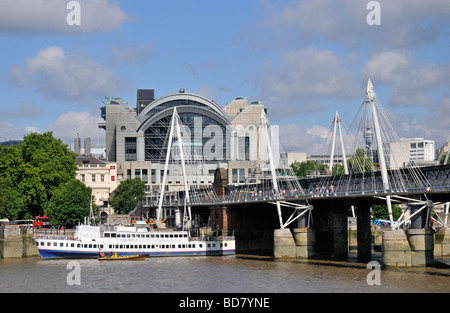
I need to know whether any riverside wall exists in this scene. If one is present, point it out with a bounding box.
[0,226,39,258]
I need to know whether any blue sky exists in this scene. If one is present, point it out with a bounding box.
[0,0,449,154]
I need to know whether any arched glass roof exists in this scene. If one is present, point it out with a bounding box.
[138,93,226,118]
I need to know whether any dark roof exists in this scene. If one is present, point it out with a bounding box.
[76,155,108,165]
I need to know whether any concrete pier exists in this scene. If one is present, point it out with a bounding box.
[406,228,434,266]
[382,229,412,267]
[293,227,315,258]
[435,227,450,256]
[0,226,39,258]
[273,228,296,258]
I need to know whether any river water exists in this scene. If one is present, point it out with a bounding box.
[1,253,449,294]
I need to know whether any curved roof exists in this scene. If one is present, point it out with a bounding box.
[137,105,232,134]
[138,92,226,118]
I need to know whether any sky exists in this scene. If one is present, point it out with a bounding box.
[0,0,449,155]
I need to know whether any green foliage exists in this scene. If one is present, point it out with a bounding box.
[47,179,96,227]
[0,176,26,221]
[21,132,77,195]
[109,178,146,214]
[0,132,78,221]
[371,204,402,221]
[290,161,327,178]
[439,153,449,165]
[348,148,374,173]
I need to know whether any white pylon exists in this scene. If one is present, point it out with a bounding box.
[365,79,394,228]
[329,111,349,175]
[260,111,283,228]
[157,107,191,226]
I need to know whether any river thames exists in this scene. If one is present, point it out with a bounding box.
[0,253,449,294]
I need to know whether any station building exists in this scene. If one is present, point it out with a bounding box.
[98,89,272,210]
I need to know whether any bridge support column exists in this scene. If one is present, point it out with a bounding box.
[333,207,348,259]
[292,210,316,258]
[382,229,412,267]
[293,228,315,258]
[435,227,450,256]
[405,201,435,266]
[273,228,296,258]
[356,204,372,261]
[382,200,437,267]
[210,206,231,236]
[405,228,434,266]
[314,205,348,259]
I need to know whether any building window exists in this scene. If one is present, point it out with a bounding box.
[91,174,96,182]
[151,169,156,184]
[232,169,238,183]
[142,169,148,183]
[239,168,245,183]
[101,174,105,182]
[125,137,137,161]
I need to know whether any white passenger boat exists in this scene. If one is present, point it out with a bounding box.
[35,225,235,259]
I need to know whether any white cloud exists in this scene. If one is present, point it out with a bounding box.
[0,0,130,34]
[279,123,330,154]
[258,47,358,120]
[46,111,105,145]
[9,46,129,106]
[363,51,449,107]
[0,102,43,119]
[263,0,450,50]
[0,121,39,141]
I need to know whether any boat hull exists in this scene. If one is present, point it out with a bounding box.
[37,248,235,259]
[35,225,236,259]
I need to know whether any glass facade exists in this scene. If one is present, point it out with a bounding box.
[143,110,230,163]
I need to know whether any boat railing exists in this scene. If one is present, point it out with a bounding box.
[34,228,76,240]
[189,236,235,242]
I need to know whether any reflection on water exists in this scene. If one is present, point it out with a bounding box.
[0,254,449,293]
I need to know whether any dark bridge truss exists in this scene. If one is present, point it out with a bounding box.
[149,165,450,208]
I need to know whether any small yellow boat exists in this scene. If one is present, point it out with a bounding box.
[98,253,148,261]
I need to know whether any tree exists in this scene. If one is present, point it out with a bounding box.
[0,176,26,221]
[348,148,374,173]
[371,204,402,221]
[0,144,42,219]
[0,132,78,220]
[21,132,77,194]
[46,179,96,227]
[109,178,146,214]
[290,161,327,178]
[439,152,449,165]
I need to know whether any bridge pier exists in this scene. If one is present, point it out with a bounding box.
[293,227,316,258]
[356,204,372,261]
[435,227,450,256]
[382,200,436,267]
[313,205,348,259]
[273,228,296,258]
